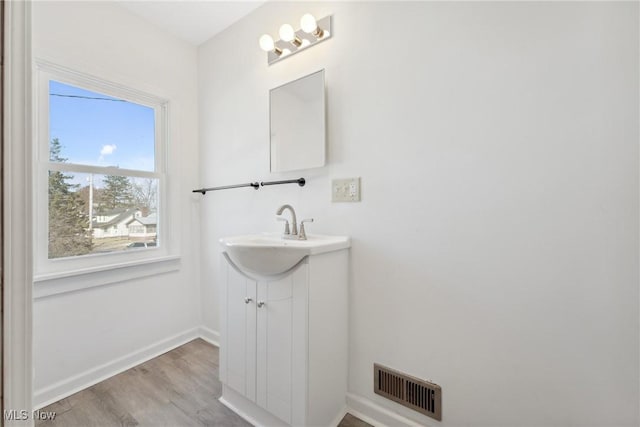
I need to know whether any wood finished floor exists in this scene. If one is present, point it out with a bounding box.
[37,339,372,427]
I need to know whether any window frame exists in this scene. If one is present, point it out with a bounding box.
[33,60,175,283]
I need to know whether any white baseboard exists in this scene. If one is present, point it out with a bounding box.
[198,325,220,347]
[219,396,264,427]
[346,392,436,427]
[33,327,202,409]
[330,405,348,427]
[220,385,289,427]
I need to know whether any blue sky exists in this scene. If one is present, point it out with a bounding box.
[49,80,155,172]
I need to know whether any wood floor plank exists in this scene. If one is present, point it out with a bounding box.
[193,400,251,427]
[338,414,373,427]
[36,338,372,427]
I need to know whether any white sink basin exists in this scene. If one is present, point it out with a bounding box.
[219,233,350,277]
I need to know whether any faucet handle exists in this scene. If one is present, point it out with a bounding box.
[276,216,290,235]
[298,218,314,240]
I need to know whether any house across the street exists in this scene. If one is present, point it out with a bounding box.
[126,212,157,241]
[92,208,156,241]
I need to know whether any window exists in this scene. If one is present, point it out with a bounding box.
[35,62,169,277]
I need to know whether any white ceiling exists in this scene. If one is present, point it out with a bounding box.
[118,1,267,46]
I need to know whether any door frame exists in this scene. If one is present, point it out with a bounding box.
[3,0,33,425]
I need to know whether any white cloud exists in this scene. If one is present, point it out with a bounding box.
[100,144,117,156]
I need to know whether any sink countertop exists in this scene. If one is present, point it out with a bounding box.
[219,233,350,277]
[220,233,351,254]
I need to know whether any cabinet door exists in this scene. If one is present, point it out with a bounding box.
[224,259,257,402]
[256,263,308,425]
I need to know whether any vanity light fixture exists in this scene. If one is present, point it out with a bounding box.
[300,13,324,38]
[279,24,302,47]
[259,14,332,66]
[259,34,283,56]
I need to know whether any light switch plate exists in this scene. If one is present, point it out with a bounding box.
[332,177,361,202]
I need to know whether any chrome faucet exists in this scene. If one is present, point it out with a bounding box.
[276,204,298,236]
[276,204,314,240]
[298,218,314,240]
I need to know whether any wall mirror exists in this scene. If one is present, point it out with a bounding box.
[270,69,325,172]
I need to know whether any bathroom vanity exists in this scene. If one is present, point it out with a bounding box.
[218,234,350,427]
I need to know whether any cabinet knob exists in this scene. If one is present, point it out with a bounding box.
[244,297,252,304]
[257,301,265,308]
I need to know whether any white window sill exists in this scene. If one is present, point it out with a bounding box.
[33,255,181,299]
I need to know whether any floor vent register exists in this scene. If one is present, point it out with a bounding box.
[374,363,442,421]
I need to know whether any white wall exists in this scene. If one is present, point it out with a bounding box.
[32,1,201,407]
[198,2,639,426]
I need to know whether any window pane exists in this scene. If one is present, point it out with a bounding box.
[48,170,159,259]
[49,80,155,171]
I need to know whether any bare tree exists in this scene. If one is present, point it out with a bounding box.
[133,178,157,215]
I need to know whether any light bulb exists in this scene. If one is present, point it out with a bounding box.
[279,24,295,42]
[259,34,275,52]
[300,13,317,34]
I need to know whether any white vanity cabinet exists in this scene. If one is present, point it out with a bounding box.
[219,245,349,427]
